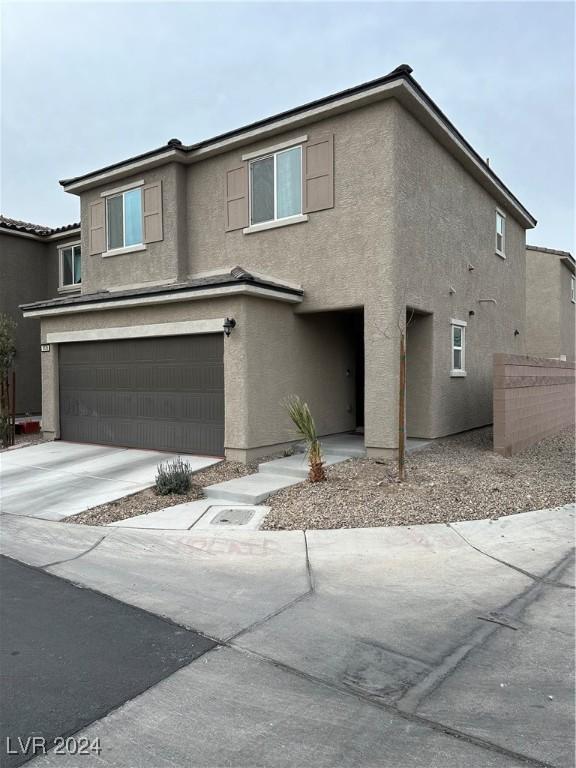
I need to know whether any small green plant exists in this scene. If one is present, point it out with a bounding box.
[155,457,195,495]
[284,395,326,483]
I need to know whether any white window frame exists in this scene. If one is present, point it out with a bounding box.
[248,145,303,227]
[495,209,506,258]
[105,187,144,253]
[571,275,575,303]
[58,241,82,291]
[450,319,467,377]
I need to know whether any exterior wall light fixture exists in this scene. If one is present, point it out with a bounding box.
[223,318,236,337]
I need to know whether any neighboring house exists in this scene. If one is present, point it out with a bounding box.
[0,216,80,414]
[21,65,536,461]
[525,245,575,361]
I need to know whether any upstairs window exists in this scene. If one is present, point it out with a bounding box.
[451,320,466,376]
[60,244,81,288]
[249,145,302,226]
[571,276,575,303]
[495,210,506,257]
[107,188,143,250]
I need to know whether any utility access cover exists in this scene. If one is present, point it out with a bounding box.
[211,508,256,526]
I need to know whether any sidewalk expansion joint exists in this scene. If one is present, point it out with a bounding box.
[396,547,574,714]
[447,523,575,589]
[224,530,315,644]
[41,535,109,570]
[229,644,555,768]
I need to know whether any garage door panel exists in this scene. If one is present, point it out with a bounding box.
[61,390,224,421]
[59,335,224,455]
[61,363,224,393]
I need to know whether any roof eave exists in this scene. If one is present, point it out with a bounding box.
[0,225,81,241]
[58,72,536,228]
[21,281,304,318]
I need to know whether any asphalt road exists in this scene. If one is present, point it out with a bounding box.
[0,556,215,768]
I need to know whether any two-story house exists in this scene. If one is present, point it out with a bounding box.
[21,65,537,461]
[525,245,575,361]
[0,216,80,414]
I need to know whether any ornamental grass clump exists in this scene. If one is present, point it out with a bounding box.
[284,395,326,483]
[155,457,195,495]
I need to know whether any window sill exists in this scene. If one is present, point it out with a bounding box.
[243,214,308,235]
[58,285,81,294]
[450,370,467,378]
[102,244,146,258]
[495,250,506,259]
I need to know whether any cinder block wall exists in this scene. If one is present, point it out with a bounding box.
[493,353,576,456]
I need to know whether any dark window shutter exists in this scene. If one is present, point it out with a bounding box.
[303,134,334,214]
[225,165,248,231]
[142,181,163,244]
[88,200,105,255]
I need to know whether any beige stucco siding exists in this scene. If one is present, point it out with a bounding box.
[559,263,576,360]
[240,300,356,451]
[38,294,355,459]
[394,104,526,437]
[405,312,434,437]
[79,164,184,295]
[525,251,561,357]
[525,251,575,360]
[61,93,532,457]
[184,100,401,453]
[186,101,398,311]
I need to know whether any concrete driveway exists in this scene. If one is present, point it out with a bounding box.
[0,504,573,767]
[0,441,219,520]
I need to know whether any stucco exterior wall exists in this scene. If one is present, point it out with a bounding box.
[394,105,526,438]
[1,233,45,413]
[559,264,576,360]
[525,250,561,357]
[0,232,64,413]
[239,301,356,455]
[525,249,575,360]
[184,100,400,453]
[79,164,183,295]
[62,95,532,457]
[38,295,354,460]
[406,312,434,437]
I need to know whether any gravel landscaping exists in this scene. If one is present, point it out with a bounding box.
[0,432,48,452]
[64,457,265,526]
[263,427,575,530]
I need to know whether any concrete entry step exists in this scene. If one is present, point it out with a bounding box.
[258,452,349,479]
[319,433,366,458]
[204,473,301,505]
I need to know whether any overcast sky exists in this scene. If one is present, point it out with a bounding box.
[1,1,574,250]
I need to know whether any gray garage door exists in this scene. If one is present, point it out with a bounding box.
[59,335,224,455]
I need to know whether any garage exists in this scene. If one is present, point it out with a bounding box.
[58,334,224,455]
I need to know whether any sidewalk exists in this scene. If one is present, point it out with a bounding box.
[1,503,574,767]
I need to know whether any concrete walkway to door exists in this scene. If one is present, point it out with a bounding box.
[0,441,219,520]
